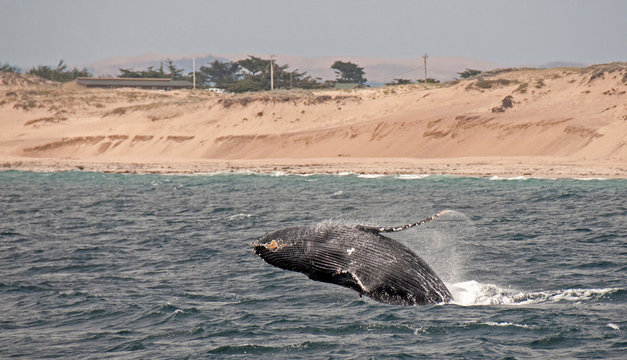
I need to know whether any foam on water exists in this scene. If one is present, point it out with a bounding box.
[577,177,610,181]
[606,323,620,330]
[489,175,530,181]
[395,174,430,180]
[448,280,619,306]
[228,213,253,221]
[162,170,618,182]
[481,321,533,328]
[356,174,387,179]
[465,320,535,329]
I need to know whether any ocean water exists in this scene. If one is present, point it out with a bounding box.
[0,170,625,359]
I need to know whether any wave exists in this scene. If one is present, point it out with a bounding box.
[162,170,258,176]
[356,174,387,179]
[488,175,532,181]
[395,174,430,180]
[208,341,335,355]
[184,171,621,181]
[227,213,252,221]
[448,280,619,306]
[40,170,622,181]
[577,177,610,181]
[463,320,536,329]
[488,175,615,181]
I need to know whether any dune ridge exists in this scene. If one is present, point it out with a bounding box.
[1,64,625,177]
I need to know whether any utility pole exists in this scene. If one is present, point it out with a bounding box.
[422,53,428,84]
[270,55,275,90]
[192,57,196,90]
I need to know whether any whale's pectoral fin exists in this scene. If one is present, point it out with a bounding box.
[307,267,366,294]
[356,210,449,233]
[356,224,411,233]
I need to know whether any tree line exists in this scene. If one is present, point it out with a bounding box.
[384,68,482,86]
[1,57,481,91]
[1,60,91,82]
[115,56,369,92]
[0,57,369,92]
[118,59,185,80]
[197,57,369,92]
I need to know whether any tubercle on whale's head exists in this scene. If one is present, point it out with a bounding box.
[253,231,293,254]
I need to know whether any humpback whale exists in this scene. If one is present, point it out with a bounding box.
[253,211,452,306]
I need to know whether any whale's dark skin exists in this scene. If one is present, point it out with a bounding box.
[253,211,452,306]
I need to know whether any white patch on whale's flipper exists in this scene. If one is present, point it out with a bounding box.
[346,247,355,255]
[356,210,450,233]
[349,272,369,293]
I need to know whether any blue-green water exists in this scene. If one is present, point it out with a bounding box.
[1,171,625,359]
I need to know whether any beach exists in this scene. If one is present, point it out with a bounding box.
[1,156,625,179]
[1,64,625,178]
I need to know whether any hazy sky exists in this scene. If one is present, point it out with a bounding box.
[1,0,626,69]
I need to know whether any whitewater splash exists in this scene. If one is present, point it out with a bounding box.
[227,213,252,221]
[448,280,619,306]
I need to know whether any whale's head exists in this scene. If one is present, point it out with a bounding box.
[253,227,312,274]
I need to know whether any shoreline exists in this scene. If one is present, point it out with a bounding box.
[2,67,625,178]
[2,156,625,179]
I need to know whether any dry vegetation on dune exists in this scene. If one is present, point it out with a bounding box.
[0,65,626,176]
[580,62,627,83]
[217,91,361,108]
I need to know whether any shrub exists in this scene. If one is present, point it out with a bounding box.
[458,69,482,78]
[514,83,528,94]
[474,78,513,89]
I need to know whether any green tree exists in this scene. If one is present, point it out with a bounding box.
[0,63,21,73]
[194,55,327,92]
[28,60,90,82]
[417,78,440,84]
[237,56,270,77]
[330,61,367,84]
[458,68,482,78]
[280,69,324,89]
[386,78,412,85]
[233,56,284,91]
[223,78,264,92]
[165,59,184,80]
[199,60,241,87]
[118,60,187,80]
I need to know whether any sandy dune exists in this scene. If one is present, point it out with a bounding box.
[1,64,625,177]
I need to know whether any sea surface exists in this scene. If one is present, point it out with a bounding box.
[0,170,625,359]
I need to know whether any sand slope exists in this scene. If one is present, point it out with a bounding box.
[1,64,625,176]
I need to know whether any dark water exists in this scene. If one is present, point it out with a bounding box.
[1,171,625,359]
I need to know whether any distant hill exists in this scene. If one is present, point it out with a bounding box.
[85,53,500,84]
[265,54,500,84]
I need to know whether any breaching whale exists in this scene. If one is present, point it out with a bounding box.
[253,211,452,305]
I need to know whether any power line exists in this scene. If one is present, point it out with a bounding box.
[395,66,422,77]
